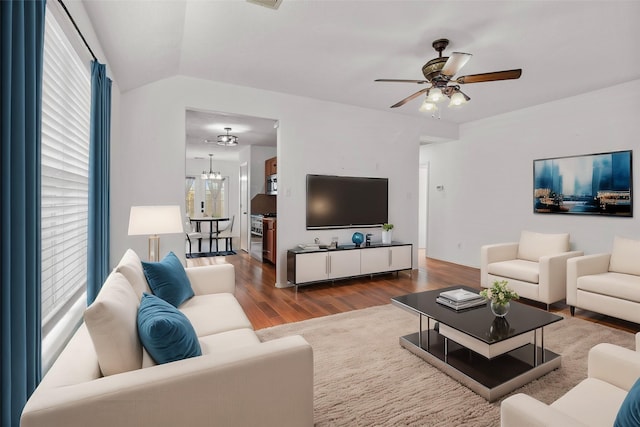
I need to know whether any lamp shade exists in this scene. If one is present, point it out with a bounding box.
[128,205,183,236]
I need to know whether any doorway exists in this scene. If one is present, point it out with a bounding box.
[185,109,278,259]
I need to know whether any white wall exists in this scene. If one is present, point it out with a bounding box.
[113,76,452,285]
[421,79,640,268]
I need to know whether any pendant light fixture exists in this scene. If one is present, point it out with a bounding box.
[217,127,238,146]
[201,154,223,180]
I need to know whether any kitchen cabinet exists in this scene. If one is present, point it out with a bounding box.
[265,156,277,176]
[287,243,412,286]
[262,218,277,264]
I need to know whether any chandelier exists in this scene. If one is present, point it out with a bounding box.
[201,154,223,180]
[217,127,238,146]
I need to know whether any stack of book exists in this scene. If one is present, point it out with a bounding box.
[436,288,486,311]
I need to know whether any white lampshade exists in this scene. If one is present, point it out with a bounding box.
[128,205,183,236]
[128,205,183,262]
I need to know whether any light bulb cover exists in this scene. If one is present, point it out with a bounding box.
[419,99,438,112]
[448,91,468,108]
[426,87,445,103]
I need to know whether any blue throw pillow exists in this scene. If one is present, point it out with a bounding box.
[141,251,194,307]
[137,293,202,365]
[615,377,640,427]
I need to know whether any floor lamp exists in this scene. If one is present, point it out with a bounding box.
[128,205,183,262]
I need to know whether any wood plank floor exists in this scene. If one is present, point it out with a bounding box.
[187,250,640,334]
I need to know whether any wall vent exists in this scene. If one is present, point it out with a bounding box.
[246,0,282,10]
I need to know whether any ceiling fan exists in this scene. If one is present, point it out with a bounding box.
[375,38,522,110]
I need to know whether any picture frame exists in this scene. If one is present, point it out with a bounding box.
[533,150,633,217]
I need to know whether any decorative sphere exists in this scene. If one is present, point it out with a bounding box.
[352,232,364,246]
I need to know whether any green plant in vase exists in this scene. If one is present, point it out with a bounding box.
[381,223,394,244]
[480,280,519,317]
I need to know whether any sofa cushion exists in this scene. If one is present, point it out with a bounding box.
[142,251,194,307]
[199,328,260,356]
[180,293,253,337]
[517,230,570,262]
[84,272,142,376]
[487,259,540,284]
[610,236,640,276]
[551,377,627,427]
[614,377,640,427]
[115,248,152,299]
[577,272,640,304]
[137,293,202,365]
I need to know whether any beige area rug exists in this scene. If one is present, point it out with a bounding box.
[256,304,635,427]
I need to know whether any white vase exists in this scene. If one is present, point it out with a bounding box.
[381,230,392,244]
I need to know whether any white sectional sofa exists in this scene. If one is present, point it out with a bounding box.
[501,333,640,427]
[567,236,640,324]
[21,249,313,427]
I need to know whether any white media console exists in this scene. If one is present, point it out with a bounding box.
[286,242,412,287]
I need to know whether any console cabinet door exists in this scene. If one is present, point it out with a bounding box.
[295,252,328,284]
[361,245,412,274]
[328,250,361,279]
[360,247,390,274]
[389,245,412,270]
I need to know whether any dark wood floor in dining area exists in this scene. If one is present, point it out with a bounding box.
[187,250,639,334]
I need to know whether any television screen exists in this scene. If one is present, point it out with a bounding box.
[306,174,388,229]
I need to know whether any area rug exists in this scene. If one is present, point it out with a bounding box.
[256,304,634,427]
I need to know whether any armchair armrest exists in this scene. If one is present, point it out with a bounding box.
[481,242,518,286]
[566,254,611,306]
[588,342,640,391]
[537,250,584,303]
[185,263,235,295]
[501,393,586,427]
[22,335,313,427]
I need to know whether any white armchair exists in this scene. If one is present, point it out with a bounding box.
[567,236,640,324]
[501,333,640,427]
[481,231,583,309]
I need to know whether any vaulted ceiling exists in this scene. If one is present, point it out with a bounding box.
[82,0,640,156]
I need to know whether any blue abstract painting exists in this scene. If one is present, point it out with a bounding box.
[533,150,632,216]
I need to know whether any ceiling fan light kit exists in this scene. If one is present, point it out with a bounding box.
[375,38,522,116]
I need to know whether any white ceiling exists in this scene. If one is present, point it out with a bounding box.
[82,0,640,155]
[185,109,277,161]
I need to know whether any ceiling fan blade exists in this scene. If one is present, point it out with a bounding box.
[375,78,430,84]
[390,88,429,108]
[441,52,472,77]
[454,69,522,84]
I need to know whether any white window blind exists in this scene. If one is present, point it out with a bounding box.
[41,7,91,329]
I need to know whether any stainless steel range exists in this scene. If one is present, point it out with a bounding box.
[250,213,276,261]
[250,214,263,261]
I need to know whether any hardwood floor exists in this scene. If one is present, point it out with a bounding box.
[187,249,640,334]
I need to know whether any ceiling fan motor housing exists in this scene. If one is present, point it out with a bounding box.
[422,57,448,82]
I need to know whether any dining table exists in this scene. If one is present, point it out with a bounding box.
[189,217,230,253]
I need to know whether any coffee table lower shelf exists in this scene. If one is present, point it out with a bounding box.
[400,330,561,402]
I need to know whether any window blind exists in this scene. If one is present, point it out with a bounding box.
[41,7,91,329]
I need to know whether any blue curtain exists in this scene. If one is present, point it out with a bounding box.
[87,61,112,305]
[1,1,46,426]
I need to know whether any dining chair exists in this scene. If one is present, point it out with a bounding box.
[214,216,235,253]
[184,219,203,257]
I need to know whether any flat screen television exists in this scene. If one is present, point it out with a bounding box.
[306,174,388,229]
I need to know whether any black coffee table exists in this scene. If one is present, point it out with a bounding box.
[391,286,563,401]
